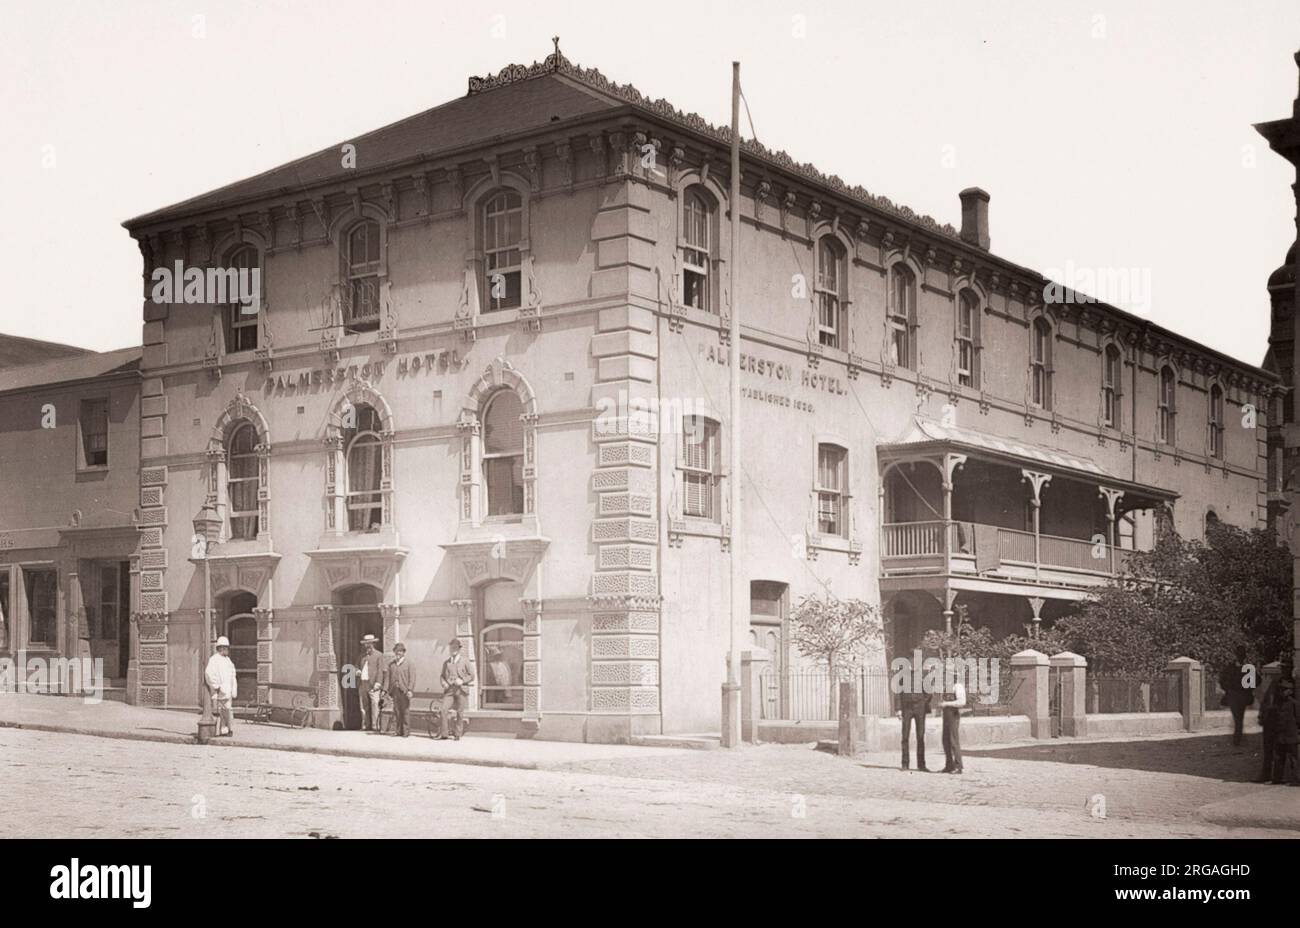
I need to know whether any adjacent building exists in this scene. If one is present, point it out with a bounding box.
[0,340,142,691]
[119,50,1277,740]
[1257,47,1300,674]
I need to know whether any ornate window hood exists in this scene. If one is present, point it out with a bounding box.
[305,543,408,593]
[187,551,282,599]
[441,534,550,593]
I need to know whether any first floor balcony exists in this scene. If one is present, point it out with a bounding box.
[878,417,1176,596]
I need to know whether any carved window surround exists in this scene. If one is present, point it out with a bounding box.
[457,357,540,532]
[207,394,272,542]
[321,196,399,360]
[455,171,542,341]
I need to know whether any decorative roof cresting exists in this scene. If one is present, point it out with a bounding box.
[467,48,961,241]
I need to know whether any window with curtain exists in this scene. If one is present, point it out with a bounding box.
[222,244,260,352]
[345,221,381,331]
[80,398,109,468]
[483,391,524,516]
[1158,367,1176,444]
[483,191,522,311]
[681,416,720,520]
[345,404,383,531]
[1208,384,1225,459]
[816,237,844,348]
[682,188,712,312]
[888,265,914,369]
[1031,318,1052,409]
[816,444,848,538]
[227,422,259,540]
[1103,344,1122,429]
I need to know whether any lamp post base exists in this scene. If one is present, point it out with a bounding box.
[720,681,742,748]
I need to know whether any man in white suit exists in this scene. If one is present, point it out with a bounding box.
[204,636,238,737]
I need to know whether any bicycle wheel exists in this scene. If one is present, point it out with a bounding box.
[426,699,441,738]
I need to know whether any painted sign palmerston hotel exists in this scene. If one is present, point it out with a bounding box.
[697,340,848,415]
[263,348,462,393]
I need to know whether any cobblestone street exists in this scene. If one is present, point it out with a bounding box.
[4,727,1294,838]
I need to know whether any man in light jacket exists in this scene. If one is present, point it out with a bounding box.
[439,638,475,740]
[357,634,386,731]
[204,636,237,737]
[940,665,967,775]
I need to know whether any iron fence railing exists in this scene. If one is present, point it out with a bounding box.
[759,667,894,721]
[1087,672,1182,714]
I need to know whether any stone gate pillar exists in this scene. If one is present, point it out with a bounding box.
[1011,649,1050,738]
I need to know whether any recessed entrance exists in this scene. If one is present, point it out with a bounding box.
[334,585,383,730]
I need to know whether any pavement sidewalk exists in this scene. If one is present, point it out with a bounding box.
[0,693,688,771]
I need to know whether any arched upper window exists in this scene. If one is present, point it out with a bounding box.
[956,290,980,388]
[815,237,846,349]
[888,264,916,369]
[482,391,524,516]
[344,220,382,332]
[681,188,714,312]
[344,403,383,531]
[1030,318,1053,409]
[222,244,260,353]
[1158,366,1177,445]
[483,190,523,312]
[1208,383,1225,459]
[227,422,260,540]
[1103,344,1123,429]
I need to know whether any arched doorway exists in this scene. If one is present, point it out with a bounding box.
[334,585,383,730]
[220,591,258,705]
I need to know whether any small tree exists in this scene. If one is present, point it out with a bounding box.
[789,594,882,717]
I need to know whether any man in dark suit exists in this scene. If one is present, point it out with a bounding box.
[899,689,932,771]
[1219,645,1255,747]
[386,643,416,737]
[439,638,475,740]
[357,634,386,732]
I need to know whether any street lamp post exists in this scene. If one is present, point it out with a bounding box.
[193,501,221,744]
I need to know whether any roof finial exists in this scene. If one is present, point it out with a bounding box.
[553,35,560,58]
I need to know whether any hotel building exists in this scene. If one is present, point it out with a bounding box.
[119,51,1278,740]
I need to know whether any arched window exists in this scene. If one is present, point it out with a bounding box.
[222,244,260,353]
[1158,366,1177,444]
[956,290,980,387]
[482,391,524,516]
[888,264,916,369]
[816,237,845,349]
[480,622,524,710]
[682,188,714,312]
[227,422,260,540]
[344,403,383,531]
[1030,318,1052,409]
[344,220,381,332]
[1204,510,1221,538]
[483,190,523,311]
[1103,344,1123,429]
[1208,383,1225,459]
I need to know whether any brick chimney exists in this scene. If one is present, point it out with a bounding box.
[959,187,991,251]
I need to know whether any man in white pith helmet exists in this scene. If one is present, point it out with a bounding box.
[204,636,238,737]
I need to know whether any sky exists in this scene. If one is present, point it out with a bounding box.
[1,0,1297,366]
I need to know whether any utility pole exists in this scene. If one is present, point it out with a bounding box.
[721,61,743,747]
